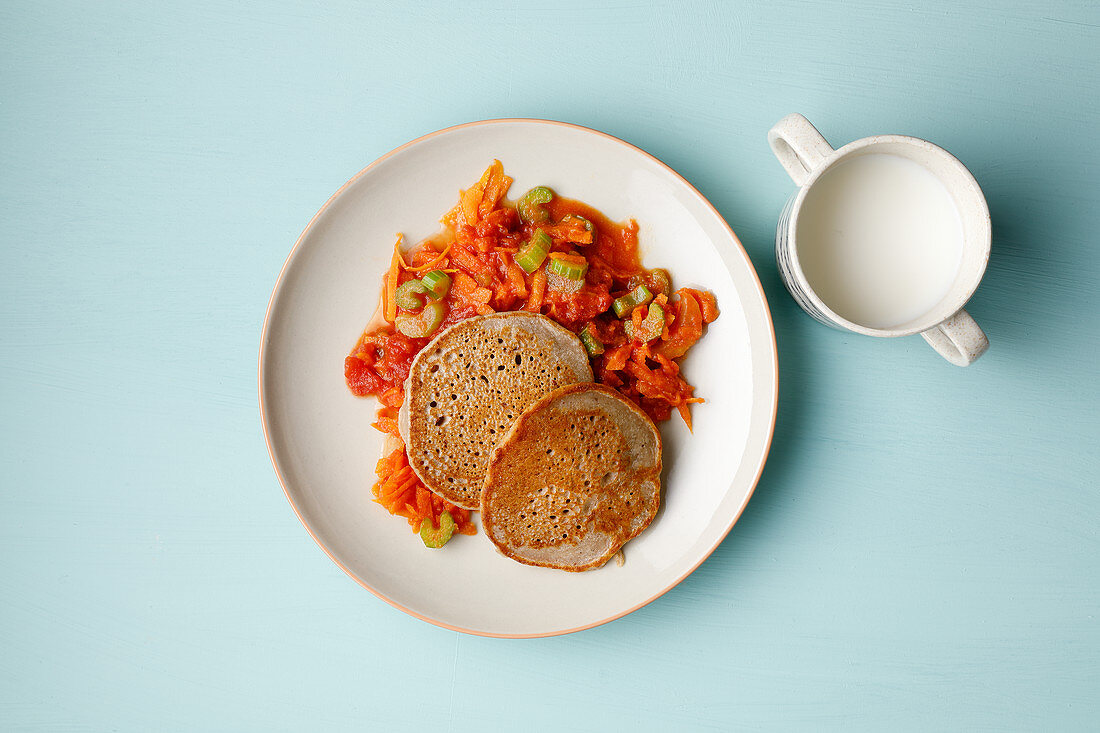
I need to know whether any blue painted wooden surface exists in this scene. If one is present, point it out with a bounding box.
[2,1,1097,730]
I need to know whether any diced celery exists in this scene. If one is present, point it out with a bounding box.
[420,511,456,548]
[624,302,665,342]
[579,324,605,356]
[395,280,429,311]
[517,186,554,224]
[547,254,587,280]
[395,300,445,338]
[515,229,552,274]
[420,270,452,299]
[612,284,653,318]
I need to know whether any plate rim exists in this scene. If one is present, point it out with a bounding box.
[258,117,779,638]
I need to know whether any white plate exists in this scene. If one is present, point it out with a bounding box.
[259,119,777,637]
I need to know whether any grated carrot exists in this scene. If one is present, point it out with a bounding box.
[402,243,452,273]
[524,268,547,312]
[371,446,476,537]
[383,234,404,323]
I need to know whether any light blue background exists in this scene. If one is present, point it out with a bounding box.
[2,1,1097,730]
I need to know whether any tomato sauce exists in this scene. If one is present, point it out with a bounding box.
[344,161,719,541]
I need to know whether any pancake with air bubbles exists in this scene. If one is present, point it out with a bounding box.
[480,383,662,572]
[399,312,592,510]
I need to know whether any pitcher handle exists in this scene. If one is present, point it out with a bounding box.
[920,309,989,366]
[767,114,835,186]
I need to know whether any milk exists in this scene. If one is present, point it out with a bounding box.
[795,153,964,329]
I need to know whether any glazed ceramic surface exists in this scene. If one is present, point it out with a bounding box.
[259,119,778,636]
[769,114,990,366]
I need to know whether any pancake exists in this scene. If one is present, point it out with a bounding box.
[480,383,662,572]
[398,312,592,509]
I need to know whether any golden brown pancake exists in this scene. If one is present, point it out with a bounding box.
[398,312,592,509]
[480,383,662,571]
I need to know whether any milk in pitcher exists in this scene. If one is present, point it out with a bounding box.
[795,153,965,329]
